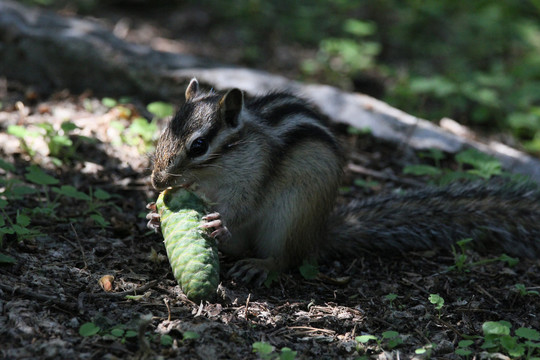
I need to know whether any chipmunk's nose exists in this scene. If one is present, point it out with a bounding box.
[151,171,169,191]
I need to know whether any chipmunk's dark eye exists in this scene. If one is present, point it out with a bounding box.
[188,137,208,158]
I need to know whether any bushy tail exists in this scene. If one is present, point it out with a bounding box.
[323,180,540,260]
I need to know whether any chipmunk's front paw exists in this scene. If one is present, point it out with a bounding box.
[201,212,231,241]
[227,258,272,287]
[145,202,161,233]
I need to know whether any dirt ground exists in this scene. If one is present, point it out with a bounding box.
[1,4,539,360]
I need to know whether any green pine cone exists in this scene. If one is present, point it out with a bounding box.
[156,188,219,302]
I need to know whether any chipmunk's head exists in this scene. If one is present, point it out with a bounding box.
[151,78,245,191]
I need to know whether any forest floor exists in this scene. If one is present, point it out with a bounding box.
[1,4,540,360]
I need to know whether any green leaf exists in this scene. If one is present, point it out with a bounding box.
[90,214,110,227]
[0,159,16,172]
[102,97,117,108]
[455,348,472,356]
[403,164,442,177]
[161,334,173,346]
[12,186,38,196]
[387,336,403,349]
[458,339,474,348]
[7,125,29,138]
[382,331,399,339]
[16,214,30,227]
[499,254,519,267]
[500,334,518,351]
[61,121,78,132]
[124,330,137,338]
[264,271,280,288]
[128,118,158,142]
[109,328,124,337]
[355,335,378,343]
[428,294,444,309]
[25,166,59,186]
[353,178,379,189]
[51,135,73,147]
[147,101,174,118]
[37,122,54,133]
[253,341,274,355]
[515,327,540,341]
[50,157,63,167]
[93,189,112,200]
[0,253,17,264]
[507,346,525,358]
[299,260,318,280]
[79,322,100,337]
[456,238,473,248]
[347,126,371,135]
[52,185,91,201]
[182,331,200,340]
[279,347,297,360]
[410,76,457,97]
[483,321,510,336]
[343,19,376,37]
[419,148,446,162]
[456,148,500,169]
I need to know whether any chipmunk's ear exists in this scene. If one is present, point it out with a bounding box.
[185,78,199,101]
[219,88,244,128]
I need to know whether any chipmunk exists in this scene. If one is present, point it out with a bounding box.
[148,78,540,285]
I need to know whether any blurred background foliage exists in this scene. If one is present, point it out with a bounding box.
[20,0,540,154]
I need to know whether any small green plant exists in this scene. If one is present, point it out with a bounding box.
[0,207,43,245]
[79,321,143,344]
[514,283,540,297]
[403,164,443,178]
[79,322,101,337]
[455,339,474,357]
[403,148,503,185]
[428,294,444,318]
[302,19,380,90]
[346,125,371,136]
[298,259,318,280]
[105,326,138,343]
[159,331,199,347]
[384,293,398,309]
[479,321,540,358]
[414,343,434,357]
[353,178,380,190]
[3,164,114,229]
[455,148,502,180]
[110,100,169,154]
[7,125,40,157]
[101,97,118,108]
[449,237,519,272]
[450,238,473,272]
[252,341,297,360]
[355,331,403,352]
[147,101,174,119]
[263,271,280,288]
[50,185,115,227]
[0,253,16,264]
[37,121,78,165]
[8,121,92,166]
